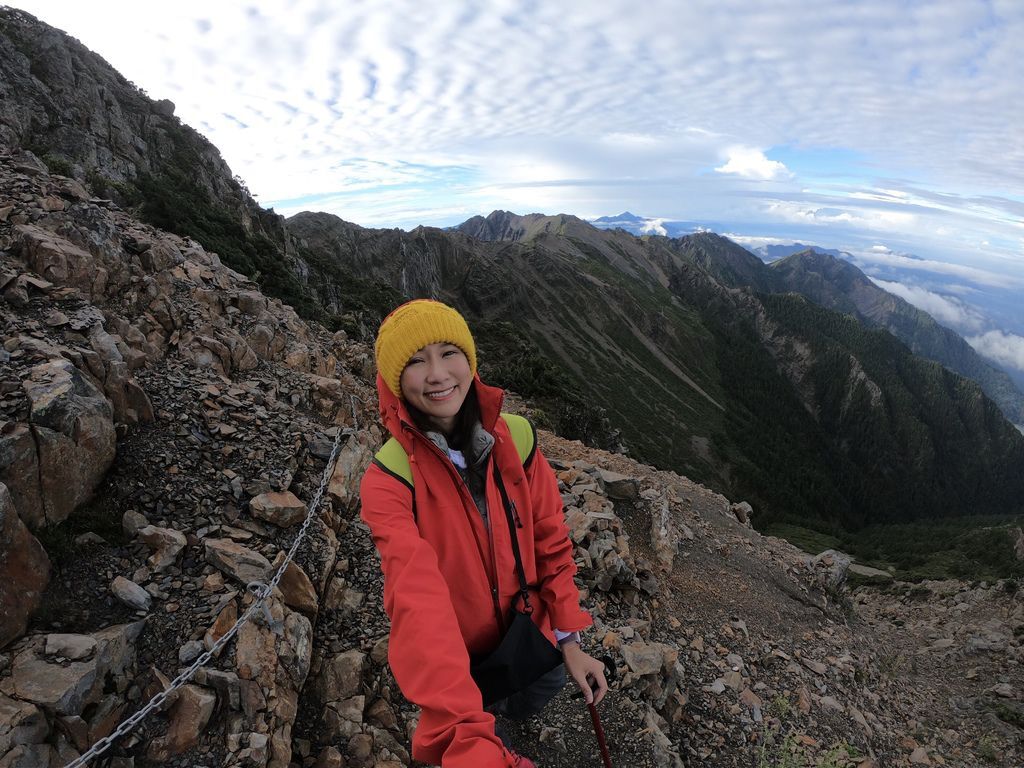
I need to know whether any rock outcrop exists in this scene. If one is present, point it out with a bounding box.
[0,483,50,648]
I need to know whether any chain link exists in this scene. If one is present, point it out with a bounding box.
[63,394,362,768]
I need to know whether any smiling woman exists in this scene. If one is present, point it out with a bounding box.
[359,299,607,767]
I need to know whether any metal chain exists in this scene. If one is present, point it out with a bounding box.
[63,394,362,768]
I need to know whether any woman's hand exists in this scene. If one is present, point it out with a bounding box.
[561,642,609,705]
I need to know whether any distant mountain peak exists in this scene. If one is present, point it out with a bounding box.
[593,211,644,223]
[456,209,596,242]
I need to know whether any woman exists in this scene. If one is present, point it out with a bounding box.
[360,299,608,767]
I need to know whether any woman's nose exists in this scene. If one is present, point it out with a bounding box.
[425,356,445,382]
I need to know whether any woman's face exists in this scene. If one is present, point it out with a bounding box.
[400,342,472,434]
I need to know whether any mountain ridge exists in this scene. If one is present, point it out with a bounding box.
[291,209,1024,532]
[4,6,1022,532]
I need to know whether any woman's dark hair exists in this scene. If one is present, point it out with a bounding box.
[406,382,481,449]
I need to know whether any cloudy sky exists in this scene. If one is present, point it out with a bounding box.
[8,0,1024,369]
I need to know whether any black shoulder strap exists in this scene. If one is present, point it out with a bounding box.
[492,463,532,612]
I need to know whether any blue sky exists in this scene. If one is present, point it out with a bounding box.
[7,0,1024,371]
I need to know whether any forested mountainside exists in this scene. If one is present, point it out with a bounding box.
[4,6,1022,539]
[767,249,1024,427]
[292,210,1024,532]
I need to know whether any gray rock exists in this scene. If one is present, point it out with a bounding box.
[195,668,240,710]
[137,525,186,571]
[121,510,148,537]
[72,532,106,546]
[810,549,851,592]
[0,484,50,649]
[178,640,204,665]
[327,433,375,513]
[203,538,271,585]
[248,491,306,527]
[0,694,48,754]
[0,743,54,768]
[596,468,639,500]
[110,576,151,611]
[20,358,115,526]
[43,634,96,661]
[316,650,367,703]
[730,501,753,526]
[621,641,668,676]
[539,726,567,753]
[146,684,216,760]
[11,656,99,716]
[988,682,1016,699]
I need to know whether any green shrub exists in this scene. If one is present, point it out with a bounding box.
[40,154,73,177]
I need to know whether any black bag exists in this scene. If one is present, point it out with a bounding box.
[470,465,563,707]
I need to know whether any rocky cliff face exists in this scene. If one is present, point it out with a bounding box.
[0,8,302,316]
[2,152,1023,768]
[0,9,238,217]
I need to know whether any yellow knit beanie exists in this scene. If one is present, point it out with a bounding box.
[374,299,478,398]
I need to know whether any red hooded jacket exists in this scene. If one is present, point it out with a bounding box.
[359,373,592,767]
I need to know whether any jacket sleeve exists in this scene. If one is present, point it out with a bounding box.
[526,446,593,633]
[359,464,512,768]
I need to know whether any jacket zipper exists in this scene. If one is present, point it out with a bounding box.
[401,420,506,633]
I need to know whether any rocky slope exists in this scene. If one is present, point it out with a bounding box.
[2,152,1022,768]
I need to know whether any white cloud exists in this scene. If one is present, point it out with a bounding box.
[965,330,1024,372]
[640,218,668,236]
[848,246,1017,288]
[763,201,914,232]
[870,279,987,332]
[723,234,798,249]
[715,147,791,180]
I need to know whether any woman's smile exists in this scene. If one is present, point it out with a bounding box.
[426,385,457,400]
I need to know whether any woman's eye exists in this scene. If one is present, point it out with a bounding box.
[442,349,456,357]
[407,357,424,365]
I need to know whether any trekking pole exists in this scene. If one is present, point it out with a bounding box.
[572,656,615,768]
[587,701,613,768]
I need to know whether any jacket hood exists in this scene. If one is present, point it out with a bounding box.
[377,371,505,451]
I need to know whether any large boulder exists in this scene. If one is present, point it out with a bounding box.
[314,649,367,705]
[0,694,48,756]
[233,594,313,767]
[8,621,144,717]
[0,425,44,530]
[809,549,852,593]
[137,525,186,571]
[20,359,116,526]
[146,684,216,761]
[327,433,375,513]
[0,484,50,649]
[596,468,640,500]
[14,225,106,300]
